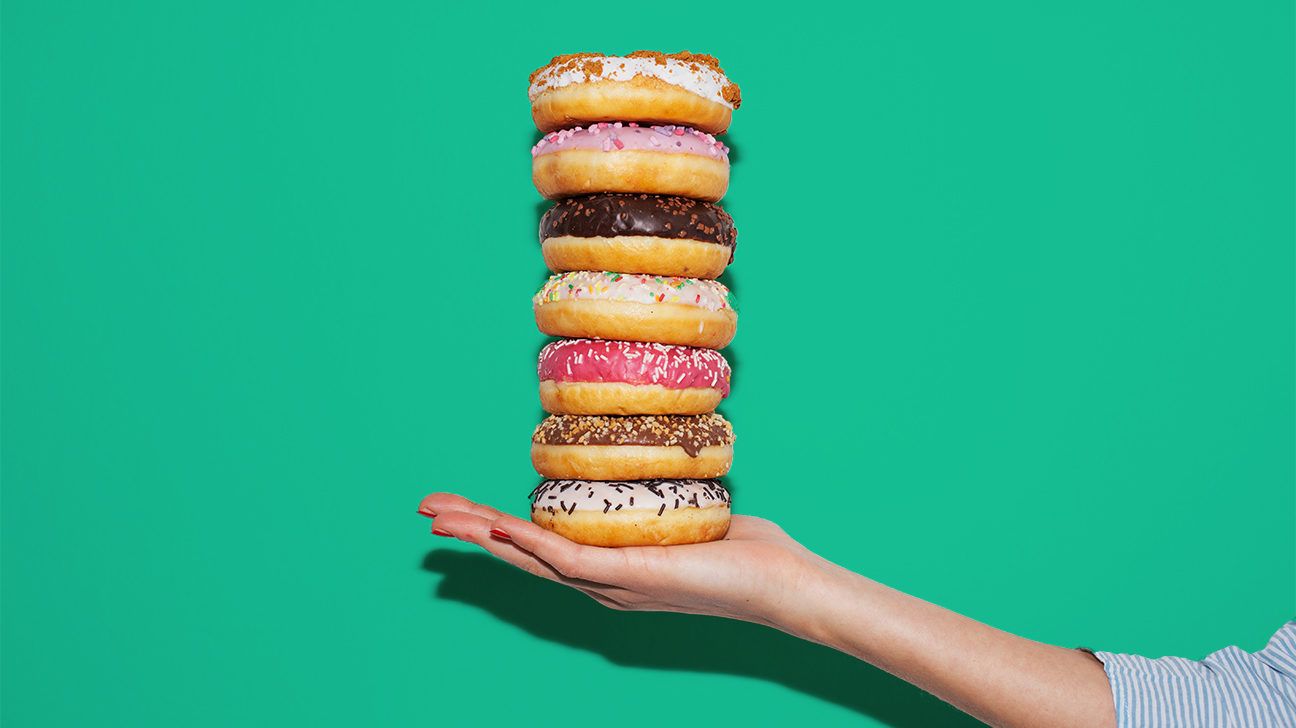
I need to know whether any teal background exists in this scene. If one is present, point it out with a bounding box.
[4,1,1293,725]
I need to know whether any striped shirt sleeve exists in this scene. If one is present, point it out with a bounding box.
[1092,621,1296,727]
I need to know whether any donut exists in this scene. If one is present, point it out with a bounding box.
[531,414,734,480]
[531,123,730,201]
[538,339,731,415]
[533,271,736,350]
[530,479,731,547]
[529,51,741,135]
[540,193,736,279]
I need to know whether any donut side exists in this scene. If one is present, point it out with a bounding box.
[530,443,733,480]
[533,149,728,201]
[535,299,737,349]
[542,235,731,279]
[540,380,723,415]
[532,80,732,135]
[533,505,730,546]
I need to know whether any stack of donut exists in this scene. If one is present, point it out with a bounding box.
[527,51,742,547]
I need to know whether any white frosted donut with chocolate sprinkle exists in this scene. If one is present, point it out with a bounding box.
[529,51,741,135]
[530,479,731,547]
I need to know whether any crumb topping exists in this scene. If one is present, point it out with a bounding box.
[529,51,741,109]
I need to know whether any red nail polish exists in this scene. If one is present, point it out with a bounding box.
[417,509,436,518]
[490,528,511,540]
[432,528,453,537]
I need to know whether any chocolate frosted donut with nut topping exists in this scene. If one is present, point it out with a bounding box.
[531,413,734,480]
[540,193,736,279]
[530,479,731,547]
[529,51,741,135]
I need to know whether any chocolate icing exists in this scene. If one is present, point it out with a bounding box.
[540,193,737,250]
[532,414,734,458]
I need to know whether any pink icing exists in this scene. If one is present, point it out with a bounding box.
[531,122,730,160]
[538,338,732,396]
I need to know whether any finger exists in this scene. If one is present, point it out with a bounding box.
[435,511,644,604]
[417,492,507,520]
[487,513,631,585]
[428,509,493,539]
[431,510,564,576]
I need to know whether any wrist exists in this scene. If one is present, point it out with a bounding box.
[757,552,871,647]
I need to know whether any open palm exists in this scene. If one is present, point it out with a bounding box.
[419,493,823,627]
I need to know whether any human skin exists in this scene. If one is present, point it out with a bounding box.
[418,493,1116,728]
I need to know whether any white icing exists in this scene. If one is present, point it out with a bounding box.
[530,479,730,516]
[529,56,734,109]
[533,271,734,312]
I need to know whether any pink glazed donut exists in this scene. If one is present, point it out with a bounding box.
[531,123,730,201]
[538,338,732,415]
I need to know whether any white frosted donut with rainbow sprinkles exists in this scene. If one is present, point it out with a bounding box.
[533,271,737,349]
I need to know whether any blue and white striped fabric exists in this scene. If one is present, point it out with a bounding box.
[1093,621,1296,727]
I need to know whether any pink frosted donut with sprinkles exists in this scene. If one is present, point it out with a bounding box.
[529,51,741,135]
[532,123,730,202]
[533,271,737,350]
[538,338,732,415]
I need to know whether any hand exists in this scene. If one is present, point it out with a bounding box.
[418,492,1117,728]
[417,493,828,630]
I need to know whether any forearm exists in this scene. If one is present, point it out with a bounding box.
[767,557,1115,728]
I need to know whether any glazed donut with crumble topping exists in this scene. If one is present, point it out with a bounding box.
[533,271,736,349]
[529,51,741,135]
[531,123,730,201]
[531,414,734,480]
[530,479,731,547]
[540,193,736,279]
[538,338,731,415]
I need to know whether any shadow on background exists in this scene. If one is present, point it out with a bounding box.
[422,549,983,727]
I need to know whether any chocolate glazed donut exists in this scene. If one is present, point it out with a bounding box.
[540,193,737,279]
[530,413,735,480]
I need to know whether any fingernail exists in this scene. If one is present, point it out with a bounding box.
[417,508,436,518]
[489,528,511,540]
[432,528,453,537]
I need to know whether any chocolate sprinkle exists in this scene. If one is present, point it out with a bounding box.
[529,479,731,518]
